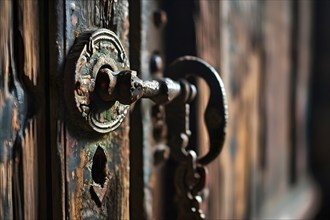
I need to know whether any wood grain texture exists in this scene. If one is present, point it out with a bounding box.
[0,1,15,217]
[19,1,40,219]
[220,1,264,218]
[62,1,130,219]
[1,0,43,219]
[195,0,315,219]
[195,1,222,218]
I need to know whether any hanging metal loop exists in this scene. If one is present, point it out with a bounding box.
[165,56,228,165]
[164,56,228,219]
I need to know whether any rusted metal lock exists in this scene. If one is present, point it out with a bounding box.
[64,29,130,134]
[64,28,197,134]
[64,29,228,219]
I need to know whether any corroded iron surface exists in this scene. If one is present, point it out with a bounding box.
[64,29,130,134]
[166,56,228,165]
[165,56,228,219]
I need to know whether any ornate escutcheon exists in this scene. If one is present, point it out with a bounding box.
[64,29,130,134]
[64,29,197,135]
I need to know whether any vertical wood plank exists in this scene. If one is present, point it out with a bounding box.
[47,0,66,218]
[140,1,167,219]
[221,1,263,218]
[0,1,15,217]
[127,0,144,218]
[18,1,40,218]
[219,0,315,219]
[263,0,292,200]
[195,1,222,218]
[294,0,311,181]
[62,1,130,219]
[1,0,45,219]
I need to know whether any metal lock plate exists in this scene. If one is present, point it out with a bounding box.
[64,29,129,134]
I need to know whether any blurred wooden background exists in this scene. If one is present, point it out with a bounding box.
[195,1,329,219]
[1,0,329,219]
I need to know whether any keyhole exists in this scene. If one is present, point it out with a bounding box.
[95,69,111,101]
[92,68,115,113]
[91,146,107,187]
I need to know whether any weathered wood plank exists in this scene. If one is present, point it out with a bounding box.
[135,1,168,219]
[62,1,130,219]
[220,1,264,218]
[293,0,311,182]
[262,1,292,200]
[195,1,222,218]
[217,0,315,219]
[47,0,66,218]
[1,0,44,219]
[0,2,15,218]
[18,0,41,219]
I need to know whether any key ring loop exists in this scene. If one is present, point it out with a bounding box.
[165,56,228,165]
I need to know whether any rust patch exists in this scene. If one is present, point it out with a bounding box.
[72,148,86,220]
[71,15,78,27]
[12,104,20,133]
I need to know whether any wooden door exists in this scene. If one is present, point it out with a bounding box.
[2,0,328,220]
[194,1,325,219]
[59,1,130,219]
[1,1,225,219]
[128,0,326,219]
[1,0,130,219]
[1,0,47,218]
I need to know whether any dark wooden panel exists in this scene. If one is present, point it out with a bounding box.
[0,2,16,218]
[128,0,171,219]
[1,0,47,219]
[309,1,330,219]
[59,1,130,219]
[195,0,317,219]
